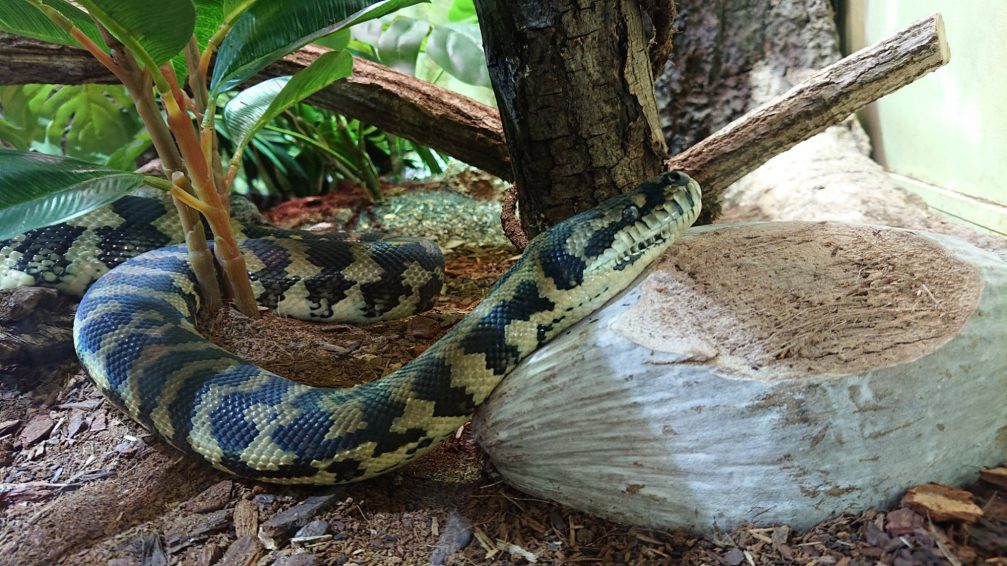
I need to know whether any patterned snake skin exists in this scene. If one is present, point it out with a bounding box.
[3,171,701,484]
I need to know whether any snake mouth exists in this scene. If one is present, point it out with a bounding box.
[611,208,678,271]
[591,203,683,274]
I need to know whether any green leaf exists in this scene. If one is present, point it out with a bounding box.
[446,0,476,22]
[0,150,146,240]
[223,50,353,153]
[166,0,224,80]
[77,0,195,66]
[425,23,489,87]
[314,28,351,51]
[0,0,107,49]
[210,0,427,94]
[0,85,146,168]
[376,16,429,75]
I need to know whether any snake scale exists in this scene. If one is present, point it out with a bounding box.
[1,171,701,484]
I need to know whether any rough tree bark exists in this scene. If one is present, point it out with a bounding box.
[474,1,674,237]
[657,0,842,155]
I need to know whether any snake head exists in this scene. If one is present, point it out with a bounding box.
[532,171,702,291]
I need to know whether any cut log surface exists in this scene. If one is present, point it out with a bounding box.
[474,222,1007,531]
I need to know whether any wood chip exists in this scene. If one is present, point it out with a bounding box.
[166,508,232,553]
[17,414,53,447]
[138,534,169,566]
[293,519,329,539]
[0,481,59,504]
[901,483,983,523]
[65,410,85,439]
[979,467,1007,490]
[234,498,259,538]
[272,553,319,566]
[218,535,262,566]
[258,491,343,550]
[184,480,234,513]
[58,398,103,410]
[885,507,924,535]
[0,419,20,436]
[89,410,107,433]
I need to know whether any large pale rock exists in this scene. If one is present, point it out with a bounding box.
[474,221,1007,531]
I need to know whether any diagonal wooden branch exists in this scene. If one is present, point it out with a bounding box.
[667,13,950,212]
[0,13,947,218]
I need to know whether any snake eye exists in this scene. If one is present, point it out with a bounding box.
[622,205,640,223]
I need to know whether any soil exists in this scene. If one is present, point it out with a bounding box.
[1,192,1007,565]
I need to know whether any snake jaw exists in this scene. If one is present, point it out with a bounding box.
[584,171,702,276]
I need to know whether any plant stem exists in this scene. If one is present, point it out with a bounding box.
[184,37,208,112]
[170,173,221,311]
[355,120,383,203]
[158,66,259,318]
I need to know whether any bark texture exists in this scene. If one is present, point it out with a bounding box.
[475,0,671,237]
[657,0,843,156]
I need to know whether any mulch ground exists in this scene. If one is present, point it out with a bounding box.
[1,190,1006,565]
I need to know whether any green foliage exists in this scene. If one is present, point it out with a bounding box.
[0,149,149,239]
[375,16,430,75]
[223,50,353,163]
[350,0,495,105]
[0,0,107,49]
[425,23,490,87]
[223,102,445,201]
[77,0,196,65]
[0,0,428,241]
[0,84,151,170]
[211,0,426,94]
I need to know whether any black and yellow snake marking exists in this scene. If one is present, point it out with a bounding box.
[7,171,701,484]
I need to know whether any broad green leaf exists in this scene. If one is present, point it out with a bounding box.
[211,0,427,94]
[425,23,489,87]
[0,0,107,50]
[224,50,353,153]
[0,150,146,239]
[376,17,429,75]
[77,0,195,66]
[314,28,351,51]
[447,0,476,22]
[0,85,146,168]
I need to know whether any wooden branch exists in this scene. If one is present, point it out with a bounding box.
[667,13,950,205]
[0,34,512,181]
[266,47,511,180]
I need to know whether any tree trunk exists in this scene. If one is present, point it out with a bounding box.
[474,0,673,237]
[658,0,842,155]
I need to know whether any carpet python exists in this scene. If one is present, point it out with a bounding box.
[2,171,701,484]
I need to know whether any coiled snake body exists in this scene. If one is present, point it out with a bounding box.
[2,171,701,484]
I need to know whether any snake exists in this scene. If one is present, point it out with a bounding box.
[1,171,701,484]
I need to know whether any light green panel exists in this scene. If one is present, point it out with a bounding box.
[845,0,1007,235]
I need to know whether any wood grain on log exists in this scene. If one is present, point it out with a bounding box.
[476,222,1007,531]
